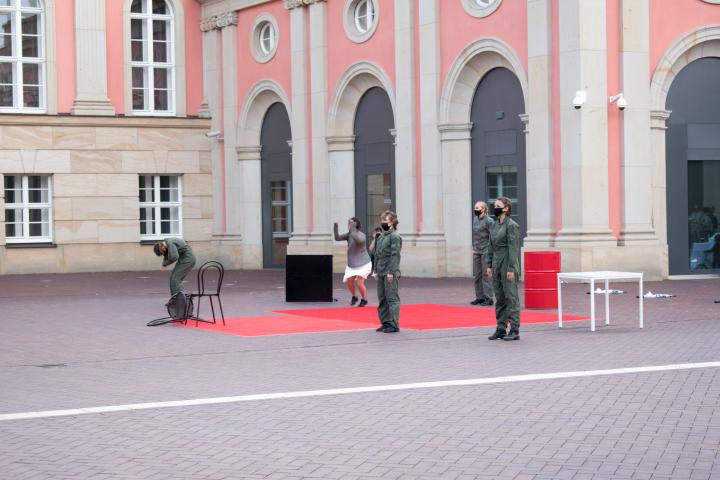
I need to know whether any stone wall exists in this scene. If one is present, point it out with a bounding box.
[0,115,226,274]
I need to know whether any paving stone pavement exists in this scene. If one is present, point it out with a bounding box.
[0,270,719,479]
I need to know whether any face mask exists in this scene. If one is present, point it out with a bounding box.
[494,207,504,217]
[381,223,390,231]
[474,209,482,217]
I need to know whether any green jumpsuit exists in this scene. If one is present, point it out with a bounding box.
[486,217,521,333]
[163,238,196,296]
[373,229,402,329]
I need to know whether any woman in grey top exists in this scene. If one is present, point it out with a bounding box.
[333,217,372,307]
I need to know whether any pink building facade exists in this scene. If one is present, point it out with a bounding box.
[2,0,720,278]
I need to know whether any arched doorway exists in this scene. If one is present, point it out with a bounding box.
[260,102,292,268]
[354,87,395,233]
[470,67,526,238]
[666,57,720,275]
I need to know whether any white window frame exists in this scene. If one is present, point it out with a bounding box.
[139,174,183,240]
[462,0,502,18]
[4,174,53,243]
[250,14,279,64]
[270,180,292,239]
[354,0,374,34]
[0,0,46,113]
[259,22,274,56]
[343,0,379,44]
[129,0,176,116]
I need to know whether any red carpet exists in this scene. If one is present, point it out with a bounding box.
[179,304,588,337]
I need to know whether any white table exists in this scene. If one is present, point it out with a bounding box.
[557,271,644,332]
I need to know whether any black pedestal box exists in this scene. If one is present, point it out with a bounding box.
[285,255,333,302]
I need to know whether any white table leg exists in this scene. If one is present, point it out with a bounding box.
[605,279,610,325]
[639,276,644,328]
[590,278,596,332]
[558,275,563,328]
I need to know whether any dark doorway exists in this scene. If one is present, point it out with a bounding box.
[470,67,527,240]
[260,102,292,268]
[354,87,395,234]
[666,57,720,275]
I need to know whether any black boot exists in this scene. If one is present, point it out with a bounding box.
[350,296,358,306]
[503,329,520,341]
[470,298,482,305]
[480,296,494,306]
[488,329,506,340]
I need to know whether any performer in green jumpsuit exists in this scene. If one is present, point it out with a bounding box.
[486,197,521,341]
[154,238,196,296]
[371,210,402,333]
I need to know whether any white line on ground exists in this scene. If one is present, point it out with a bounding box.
[2,361,718,422]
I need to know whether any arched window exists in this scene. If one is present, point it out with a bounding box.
[353,0,375,34]
[130,0,174,115]
[0,0,45,112]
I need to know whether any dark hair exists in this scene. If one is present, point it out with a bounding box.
[497,197,512,215]
[153,241,165,257]
[381,210,399,227]
[350,217,362,231]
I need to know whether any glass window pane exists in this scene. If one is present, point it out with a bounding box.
[0,62,11,84]
[23,85,38,107]
[152,41,167,63]
[153,20,167,41]
[21,13,38,35]
[21,0,41,7]
[131,0,144,14]
[153,67,167,88]
[0,83,12,106]
[159,176,169,189]
[5,207,19,223]
[0,13,13,35]
[22,63,38,84]
[131,19,145,40]
[131,40,144,62]
[131,67,145,88]
[0,1,11,7]
[152,0,168,15]
[154,89,168,110]
[21,35,38,57]
[688,160,720,271]
[132,89,146,110]
[0,33,12,57]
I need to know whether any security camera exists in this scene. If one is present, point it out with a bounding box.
[609,93,626,111]
[205,130,222,138]
[573,90,587,110]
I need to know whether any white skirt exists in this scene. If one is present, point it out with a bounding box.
[343,261,373,283]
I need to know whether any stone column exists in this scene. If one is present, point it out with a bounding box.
[219,15,242,243]
[71,0,115,115]
[524,0,555,248]
[555,0,616,270]
[439,123,473,276]
[236,146,263,268]
[415,0,445,276]
[200,14,237,246]
[285,1,311,249]
[651,109,671,277]
[307,0,331,252]
[393,0,418,237]
[327,135,355,271]
[616,0,664,277]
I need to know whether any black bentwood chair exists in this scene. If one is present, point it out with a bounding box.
[189,261,226,326]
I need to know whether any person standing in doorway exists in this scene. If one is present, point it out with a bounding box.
[486,197,521,341]
[371,210,402,333]
[333,217,373,307]
[471,201,494,306]
[154,237,197,296]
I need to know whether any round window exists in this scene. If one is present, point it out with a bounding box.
[344,0,379,44]
[251,14,279,63]
[462,0,502,18]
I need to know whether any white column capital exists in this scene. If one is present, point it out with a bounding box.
[326,135,355,152]
[236,146,262,161]
[200,12,238,32]
[284,0,326,10]
[438,123,473,142]
[650,109,672,130]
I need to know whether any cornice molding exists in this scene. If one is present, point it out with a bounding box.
[200,12,239,32]
[284,0,326,9]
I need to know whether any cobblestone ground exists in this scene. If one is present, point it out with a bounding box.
[0,270,719,479]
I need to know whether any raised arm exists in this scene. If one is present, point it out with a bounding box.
[333,222,348,241]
